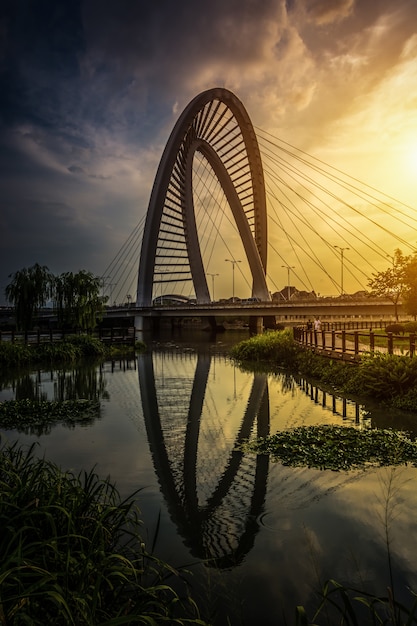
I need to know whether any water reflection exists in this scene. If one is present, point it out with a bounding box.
[137,348,372,569]
[139,350,269,568]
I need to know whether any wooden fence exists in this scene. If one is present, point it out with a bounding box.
[293,326,416,362]
[0,327,136,346]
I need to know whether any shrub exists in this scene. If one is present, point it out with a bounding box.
[402,321,417,334]
[231,329,299,366]
[64,333,107,356]
[0,341,32,367]
[385,323,405,334]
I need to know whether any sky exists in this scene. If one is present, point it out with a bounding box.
[1,0,417,304]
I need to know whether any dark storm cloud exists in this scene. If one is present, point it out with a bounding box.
[0,0,416,302]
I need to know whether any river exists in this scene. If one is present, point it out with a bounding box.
[1,329,417,625]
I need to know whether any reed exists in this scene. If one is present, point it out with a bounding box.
[0,436,207,625]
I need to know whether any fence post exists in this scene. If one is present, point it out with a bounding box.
[369,331,374,352]
[341,330,346,354]
[331,330,335,350]
[354,331,359,355]
[387,332,393,355]
[410,333,415,357]
[321,329,326,349]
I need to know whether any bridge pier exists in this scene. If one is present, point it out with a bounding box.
[134,315,153,341]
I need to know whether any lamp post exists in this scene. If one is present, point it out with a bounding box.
[225,259,241,301]
[207,273,219,301]
[386,254,395,269]
[281,265,295,301]
[334,246,349,295]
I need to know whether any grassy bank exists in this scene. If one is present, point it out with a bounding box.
[231,329,417,412]
[0,437,207,625]
[0,334,146,368]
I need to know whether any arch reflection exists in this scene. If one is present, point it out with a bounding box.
[138,350,269,568]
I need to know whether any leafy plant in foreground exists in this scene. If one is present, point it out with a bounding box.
[0,437,207,625]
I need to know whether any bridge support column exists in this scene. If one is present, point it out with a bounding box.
[249,316,264,334]
[134,315,152,341]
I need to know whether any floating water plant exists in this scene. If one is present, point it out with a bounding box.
[239,425,417,471]
[0,398,101,432]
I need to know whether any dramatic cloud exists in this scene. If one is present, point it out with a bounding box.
[1,0,416,301]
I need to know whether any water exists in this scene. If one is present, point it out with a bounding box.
[1,330,417,624]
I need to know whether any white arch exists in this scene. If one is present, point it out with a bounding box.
[136,87,270,306]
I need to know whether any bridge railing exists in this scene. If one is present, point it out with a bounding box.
[293,327,417,361]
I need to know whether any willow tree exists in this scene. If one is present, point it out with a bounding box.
[54,270,105,331]
[5,264,54,331]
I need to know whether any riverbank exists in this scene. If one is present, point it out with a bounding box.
[231,328,417,412]
[0,334,146,368]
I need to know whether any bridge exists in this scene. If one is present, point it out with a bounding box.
[100,87,416,333]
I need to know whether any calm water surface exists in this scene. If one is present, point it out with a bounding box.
[1,330,417,625]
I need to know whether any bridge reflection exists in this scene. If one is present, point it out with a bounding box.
[138,349,269,568]
[137,349,370,569]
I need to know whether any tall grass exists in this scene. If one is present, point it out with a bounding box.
[0,437,207,625]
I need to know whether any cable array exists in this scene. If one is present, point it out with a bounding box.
[102,128,417,303]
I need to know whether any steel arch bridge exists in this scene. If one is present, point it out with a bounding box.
[136,87,270,307]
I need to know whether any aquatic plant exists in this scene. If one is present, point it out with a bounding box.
[239,425,417,471]
[0,437,208,625]
[0,398,101,433]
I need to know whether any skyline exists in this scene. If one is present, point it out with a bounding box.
[1,0,417,304]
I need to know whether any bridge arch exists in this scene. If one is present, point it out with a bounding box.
[136,87,270,306]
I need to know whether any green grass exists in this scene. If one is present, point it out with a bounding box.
[0,437,207,625]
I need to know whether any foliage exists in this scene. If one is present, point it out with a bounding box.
[5,264,54,331]
[0,341,32,368]
[54,270,105,331]
[0,334,142,368]
[64,333,107,356]
[344,353,417,399]
[385,323,405,334]
[0,398,101,433]
[296,578,417,626]
[239,425,417,471]
[403,256,417,320]
[0,438,208,625]
[403,321,417,333]
[230,329,299,365]
[367,249,410,321]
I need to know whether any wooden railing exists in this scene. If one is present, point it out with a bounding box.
[293,326,416,361]
[0,327,136,346]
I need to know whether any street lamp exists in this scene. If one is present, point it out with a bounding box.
[225,259,241,301]
[334,246,350,295]
[281,265,295,301]
[386,254,395,268]
[207,273,219,301]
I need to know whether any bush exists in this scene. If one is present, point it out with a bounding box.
[385,323,405,334]
[402,321,417,334]
[64,333,107,356]
[0,341,32,367]
[231,329,299,366]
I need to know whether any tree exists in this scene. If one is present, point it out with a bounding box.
[402,254,417,320]
[54,270,105,331]
[5,264,54,331]
[367,249,409,321]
